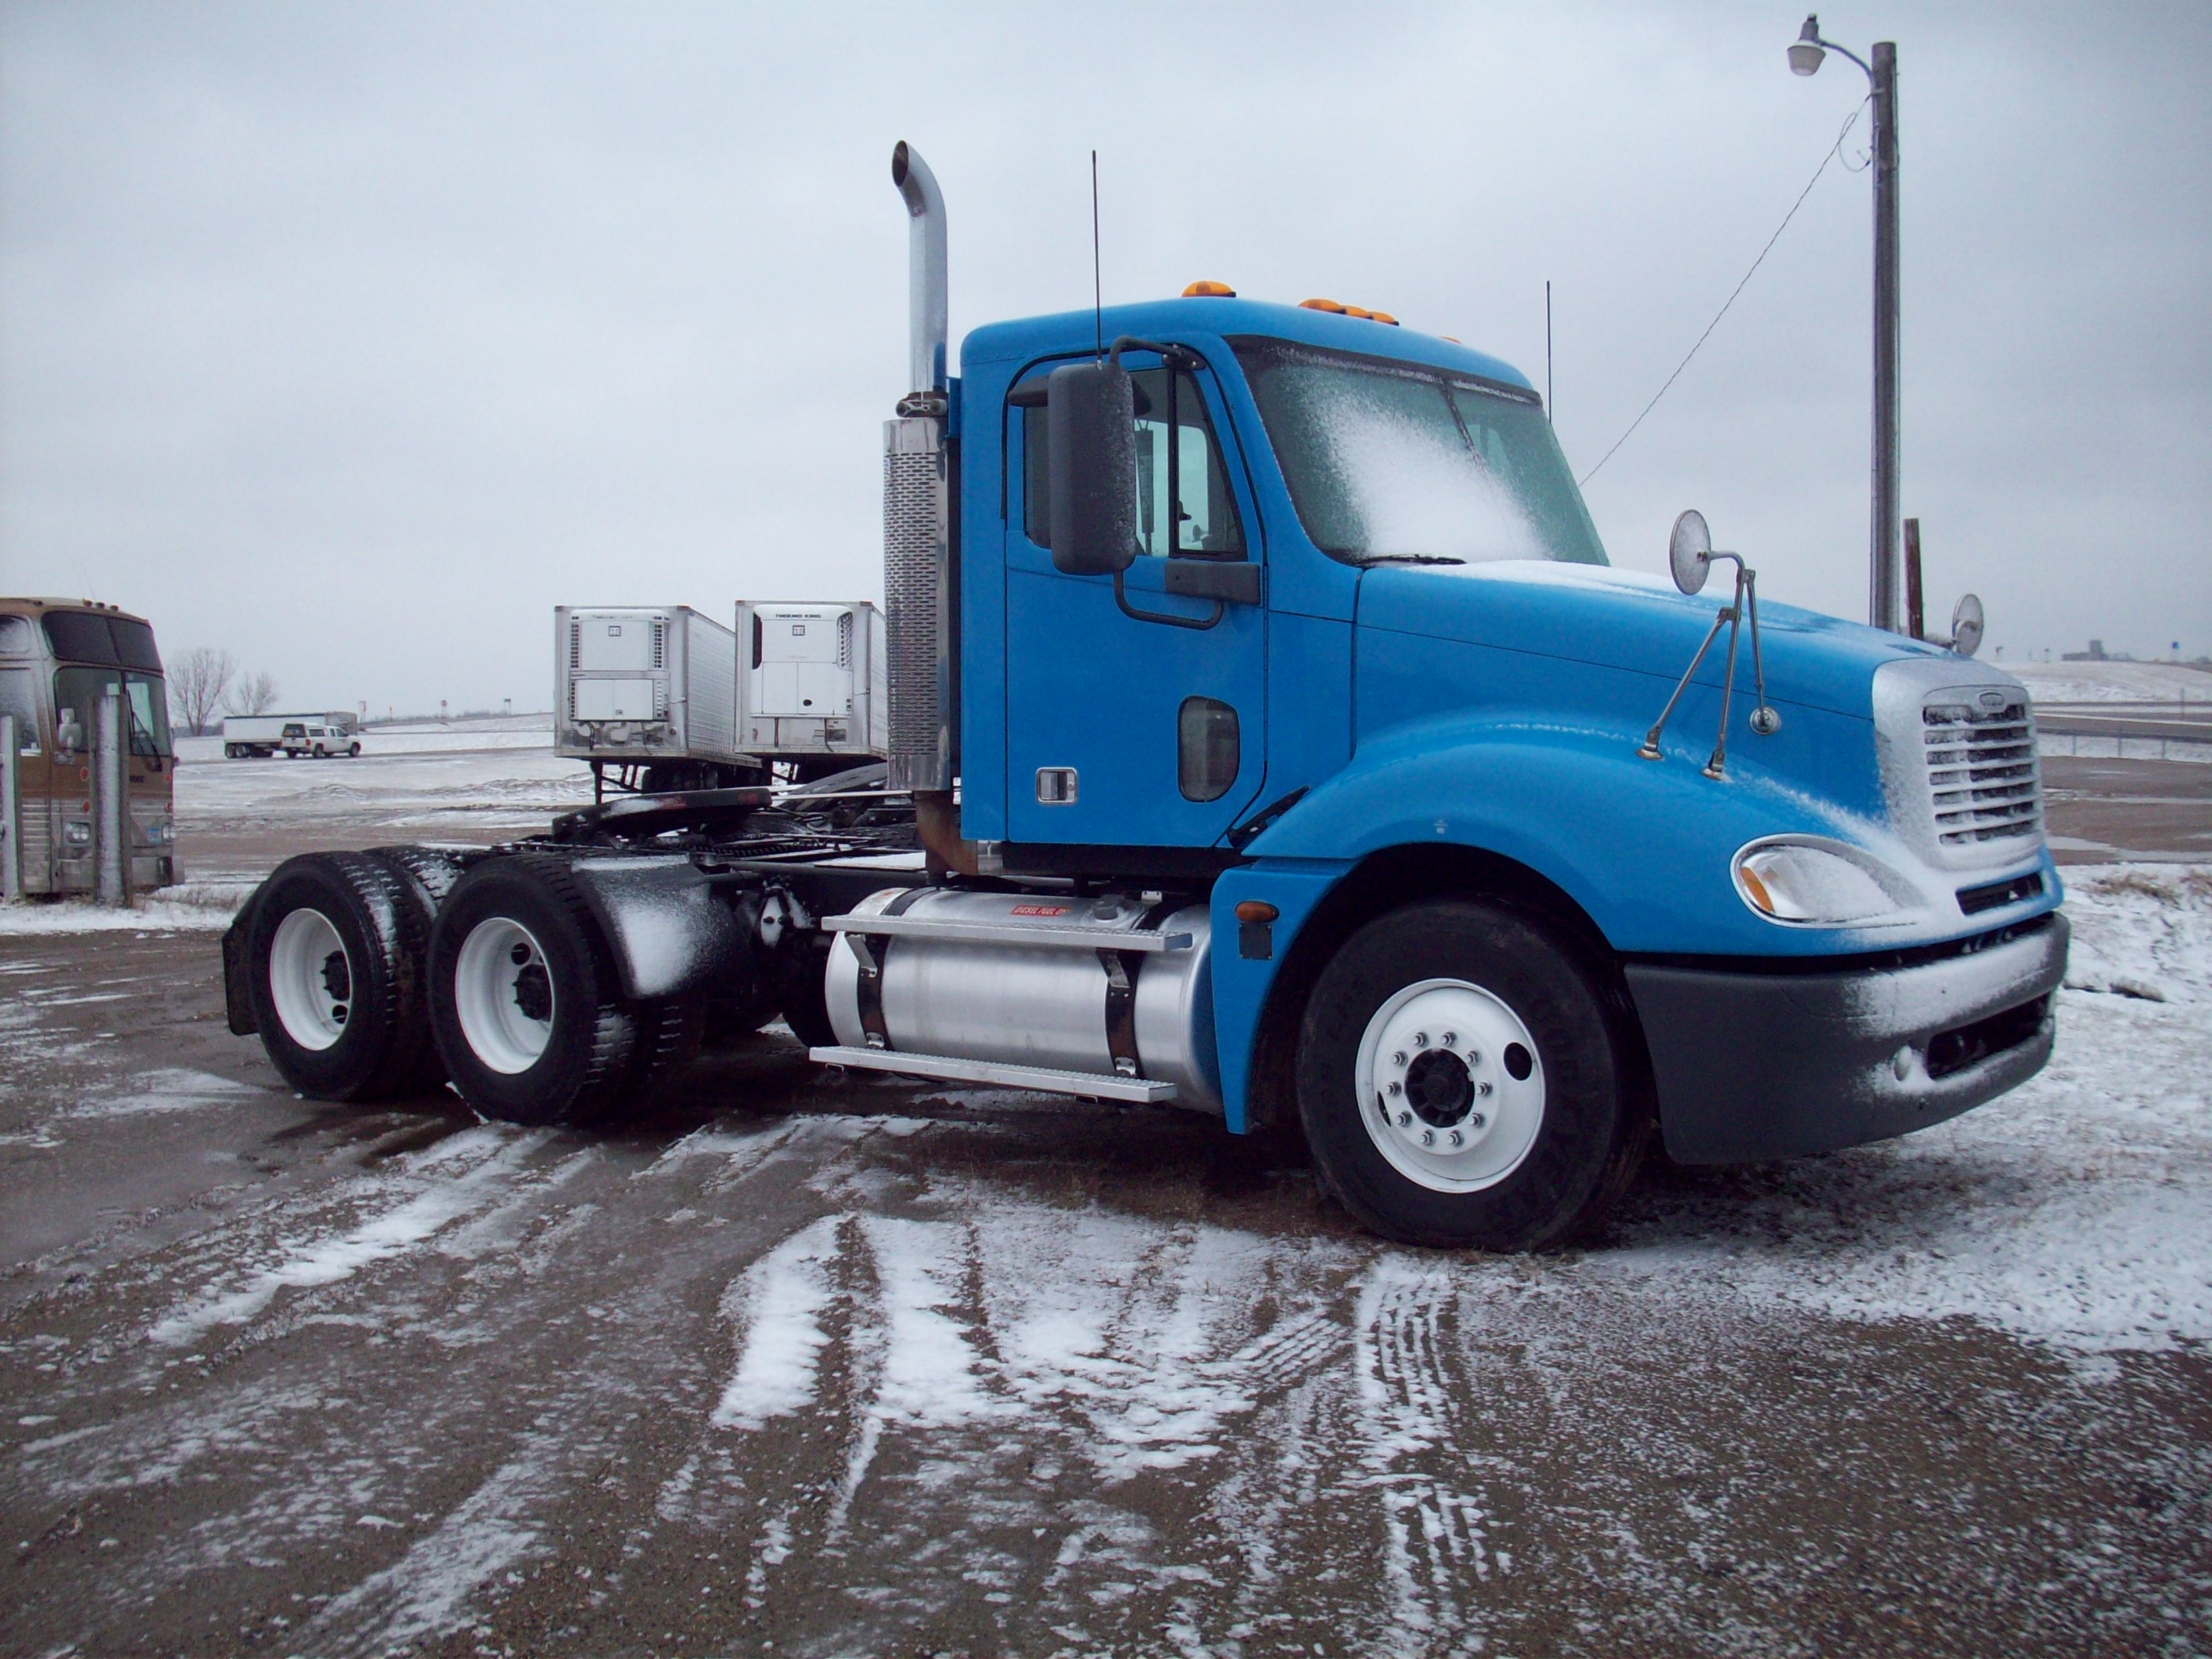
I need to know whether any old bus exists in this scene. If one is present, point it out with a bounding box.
[0,599,178,895]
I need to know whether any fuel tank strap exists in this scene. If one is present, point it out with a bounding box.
[1101,898,1185,1080]
[850,887,929,1050]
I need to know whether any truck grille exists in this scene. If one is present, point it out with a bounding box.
[1921,696,2041,848]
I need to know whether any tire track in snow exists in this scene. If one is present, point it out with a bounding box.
[146,1127,562,1347]
[1351,1258,1493,1658]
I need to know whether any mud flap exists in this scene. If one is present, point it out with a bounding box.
[221,899,258,1036]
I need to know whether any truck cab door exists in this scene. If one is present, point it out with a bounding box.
[1003,350,1267,849]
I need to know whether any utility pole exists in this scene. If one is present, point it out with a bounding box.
[1793,17,1904,633]
[1870,41,1901,634]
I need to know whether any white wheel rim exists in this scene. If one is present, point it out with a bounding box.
[269,907,352,1052]
[454,916,555,1074]
[1354,978,1546,1193]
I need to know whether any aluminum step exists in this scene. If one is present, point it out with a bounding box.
[808,1045,1178,1103]
[821,913,1191,953]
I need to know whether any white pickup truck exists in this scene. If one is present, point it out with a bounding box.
[281,721,360,759]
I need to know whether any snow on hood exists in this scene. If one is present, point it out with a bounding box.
[1356,558,1978,721]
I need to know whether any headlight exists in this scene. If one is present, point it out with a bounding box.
[63,820,92,848]
[1732,837,1915,927]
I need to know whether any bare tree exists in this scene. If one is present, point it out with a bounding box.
[230,670,281,717]
[167,647,236,736]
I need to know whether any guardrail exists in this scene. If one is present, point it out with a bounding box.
[2035,703,2212,761]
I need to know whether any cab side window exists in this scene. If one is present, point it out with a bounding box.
[1021,368,1246,560]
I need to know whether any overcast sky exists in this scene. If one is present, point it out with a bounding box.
[3,1,2207,717]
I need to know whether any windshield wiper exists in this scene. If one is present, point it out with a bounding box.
[1344,552,1466,568]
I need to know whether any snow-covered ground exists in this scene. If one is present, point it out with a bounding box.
[171,722,591,839]
[3,868,2205,1652]
[2012,659,2212,705]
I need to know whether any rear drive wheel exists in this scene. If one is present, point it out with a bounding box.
[428,854,638,1125]
[246,852,440,1100]
[1296,899,1648,1251]
[348,742,361,757]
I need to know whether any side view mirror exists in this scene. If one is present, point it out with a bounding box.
[1047,360,1138,576]
[1668,509,1713,595]
[1949,593,1984,658]
[56,710,82,755]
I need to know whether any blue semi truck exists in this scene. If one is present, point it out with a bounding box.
[223,144,2065,1250]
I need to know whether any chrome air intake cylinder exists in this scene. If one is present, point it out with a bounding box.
[824,889,1223,1113]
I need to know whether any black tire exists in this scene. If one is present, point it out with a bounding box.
[777,939,838,1049]
[246,852,441,1101]
[427,853,639,1126]
[1295,899,1649,1252]
[362,845,469,1091]
[348,742,361,757]
[630,994,708,1091]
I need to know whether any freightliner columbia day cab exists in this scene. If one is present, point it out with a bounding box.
[221,145,2066,1250]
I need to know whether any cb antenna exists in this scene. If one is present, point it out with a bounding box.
[1091,149,1103,358]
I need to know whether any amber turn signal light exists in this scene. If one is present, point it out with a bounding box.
[1234,900,1280,924]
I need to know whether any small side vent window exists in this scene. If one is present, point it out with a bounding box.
[1178,697,1240,802]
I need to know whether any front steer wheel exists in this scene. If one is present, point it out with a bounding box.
[427,854,641,1126]
[1296,899,1650,1252]
[245,852,442,1101]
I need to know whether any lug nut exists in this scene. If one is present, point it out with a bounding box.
[1413,1032,1428,1048]
[1469,1112,1487,1129]
[1386,1080,1403,1096]
[1476,1080,1493,1097]
[1466,1051,1481,1067]
[1391,1051,1407,1068]
[1441,1031,1458,1048]
[1421,1130,1435,1146]
[1448,1130,1463,1148]
[1396,1111,1413,1129]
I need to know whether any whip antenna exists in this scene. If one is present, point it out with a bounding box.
[1091,149,1103,358]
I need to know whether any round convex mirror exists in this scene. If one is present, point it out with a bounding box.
[1951,593,1985,658]
[1669,509,1713,595]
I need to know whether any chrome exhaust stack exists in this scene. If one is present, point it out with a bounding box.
[884,141,952,801]
[892,141,947,408]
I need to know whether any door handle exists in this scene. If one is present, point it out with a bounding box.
[1162,561,1263,605]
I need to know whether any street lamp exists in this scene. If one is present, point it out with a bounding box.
[1791,13,1903,635]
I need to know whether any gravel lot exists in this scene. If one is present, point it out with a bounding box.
[1,740,2206,1658]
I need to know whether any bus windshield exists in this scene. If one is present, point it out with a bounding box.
[1231,340,1607,566]
[54,666,172,758]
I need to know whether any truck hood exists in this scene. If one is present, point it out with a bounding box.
[1354,560,1967,720]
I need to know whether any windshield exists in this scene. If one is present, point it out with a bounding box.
[53,666,172,757]
[1231,342,1607,566]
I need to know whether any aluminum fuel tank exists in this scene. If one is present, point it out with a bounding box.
[823,887,1221,1113]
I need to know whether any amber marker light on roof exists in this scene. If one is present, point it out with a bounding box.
[1370,312,1400,326]
[1182,280,1236,297]
[1299,297,1346,313]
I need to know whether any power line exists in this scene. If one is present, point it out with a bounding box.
[1578,99,1867,489]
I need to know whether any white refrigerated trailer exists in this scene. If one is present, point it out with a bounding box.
[555,606,748,796]
[737,601,888,766]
